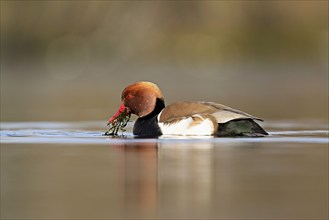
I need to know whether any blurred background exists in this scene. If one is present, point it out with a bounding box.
[1,1,328,122]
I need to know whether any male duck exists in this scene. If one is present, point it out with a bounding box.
[108,81,268,137]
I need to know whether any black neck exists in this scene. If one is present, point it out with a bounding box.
[133,98,165,137]
[140,98,165,120]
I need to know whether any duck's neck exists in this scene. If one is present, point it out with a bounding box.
[141,98,165,119]
[133,98,165,137]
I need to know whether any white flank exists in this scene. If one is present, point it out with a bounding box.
[158,113,215,136]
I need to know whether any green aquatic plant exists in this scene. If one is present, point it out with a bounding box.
[105,109,130,136]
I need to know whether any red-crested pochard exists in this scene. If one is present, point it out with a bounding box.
[108,81,268,137]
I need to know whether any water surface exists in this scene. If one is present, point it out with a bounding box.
[1,121,328,219]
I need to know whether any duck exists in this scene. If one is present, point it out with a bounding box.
[108,81,268,137]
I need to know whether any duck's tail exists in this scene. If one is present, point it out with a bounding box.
[216,119,268,137]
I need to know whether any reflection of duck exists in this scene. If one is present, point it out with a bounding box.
[112,140,215,218]
[108,81,268,137]
[157,141,215,218]
[113,142,158,218]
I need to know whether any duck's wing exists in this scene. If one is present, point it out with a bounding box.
[158,101,263,124]
[201,102,263,123]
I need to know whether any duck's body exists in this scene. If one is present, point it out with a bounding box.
[108,82,268,137]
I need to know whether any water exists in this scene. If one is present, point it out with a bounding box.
[1,120,328,219]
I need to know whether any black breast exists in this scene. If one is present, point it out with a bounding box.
[133,115,162,138]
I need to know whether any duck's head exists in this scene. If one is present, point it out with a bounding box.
[108,81,164,123]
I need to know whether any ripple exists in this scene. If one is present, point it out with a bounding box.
[0,121,328,145]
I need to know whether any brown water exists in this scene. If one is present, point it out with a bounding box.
[1,121,328,219]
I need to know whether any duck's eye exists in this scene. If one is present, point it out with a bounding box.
[123,94,133,101]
